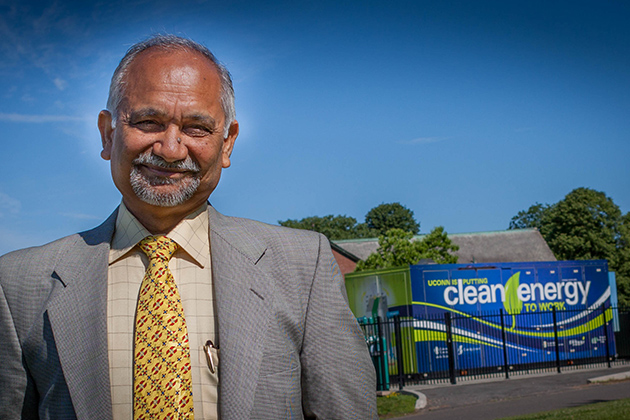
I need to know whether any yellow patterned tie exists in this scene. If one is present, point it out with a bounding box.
[134,236,194,419]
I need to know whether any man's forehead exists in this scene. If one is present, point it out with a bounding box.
[126,47,220,84]
[118,48,223,113]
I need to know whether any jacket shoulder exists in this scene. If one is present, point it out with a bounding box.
[0,209,117,286]
[0,234,82,280]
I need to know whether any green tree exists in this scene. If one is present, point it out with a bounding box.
[278,215,376,240]
[365,202,420,236]
[279,202,419,240]
[613,212,630,306]
[355,226,458,272]
[541,188,621,261]
[417,226,459,264]
[508,202,549,230]
[510,187,630,305]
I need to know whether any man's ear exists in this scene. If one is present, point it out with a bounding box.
[221,120,239,169]
[98,110,114,161]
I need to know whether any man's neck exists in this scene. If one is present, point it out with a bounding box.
[122,198,207,234]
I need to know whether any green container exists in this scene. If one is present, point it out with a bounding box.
[347,267,418,375]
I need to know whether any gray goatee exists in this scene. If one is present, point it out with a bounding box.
[130,152,201,207]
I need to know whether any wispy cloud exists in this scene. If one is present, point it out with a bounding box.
[398,136,452,145]
[0,4,91,91]
[0,192,21,217]
[53,77,67,90]
[60,212,102,221]
[0,113,91,123]
[20,94,36,102]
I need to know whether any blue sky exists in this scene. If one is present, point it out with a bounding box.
[1,0,629,255]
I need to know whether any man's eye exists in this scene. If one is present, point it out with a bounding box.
[132,120,163,132]
[183,126,212,137]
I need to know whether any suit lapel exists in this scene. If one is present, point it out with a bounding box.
[46,210,117,420]
[208,206,274,419]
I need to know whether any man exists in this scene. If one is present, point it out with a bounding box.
[0,35,377,419]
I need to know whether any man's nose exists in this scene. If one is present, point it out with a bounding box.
[152,125,188,162]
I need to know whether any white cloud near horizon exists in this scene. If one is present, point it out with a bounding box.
[0,112,92,123]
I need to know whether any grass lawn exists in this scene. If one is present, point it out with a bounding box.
[377,392,417,418]
[500,398,630,420]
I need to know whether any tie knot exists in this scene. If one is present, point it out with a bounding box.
[138,235,178,262]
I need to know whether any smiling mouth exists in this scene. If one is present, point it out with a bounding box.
[138,164,191,179]
[134,165,200,187]
[131,152,201,183]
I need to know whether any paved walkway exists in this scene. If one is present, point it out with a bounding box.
[392,365,630,419]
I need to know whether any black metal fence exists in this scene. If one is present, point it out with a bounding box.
[359,306,630,391]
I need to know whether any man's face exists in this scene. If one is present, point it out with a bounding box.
[98,49,238,218]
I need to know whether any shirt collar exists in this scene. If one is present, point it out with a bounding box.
[110,201,210,268]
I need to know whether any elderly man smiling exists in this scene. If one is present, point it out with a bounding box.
[0,35,376,420]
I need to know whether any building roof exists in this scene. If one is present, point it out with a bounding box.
[330,242,361,262]
[332,228,556,264]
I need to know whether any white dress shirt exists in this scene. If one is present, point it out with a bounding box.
[107,202,219,419]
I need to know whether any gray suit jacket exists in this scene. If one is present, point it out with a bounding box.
[0,205,376,419]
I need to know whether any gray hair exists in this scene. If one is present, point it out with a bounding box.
[106,34,235,137]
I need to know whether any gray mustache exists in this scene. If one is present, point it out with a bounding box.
[132,152,201,173]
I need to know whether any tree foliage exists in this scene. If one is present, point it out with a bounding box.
[278,215,375,240]
[355,227,459,272]
[510,187,630,306]
[365,202,420,236]
[418,226,460,265]
[278,202,419,240]
[541,188,621,261]
[614,213,630,306]
[508,202,549,230]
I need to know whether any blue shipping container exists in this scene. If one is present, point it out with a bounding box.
[410,260,615,374]
[346,260,617,375]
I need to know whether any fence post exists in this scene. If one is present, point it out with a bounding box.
[499,309,510,379]
[601,304,612,368]
[393,315,405,389]
[375,316,389,389]
[552,307,561,373]
[444,312,457,384]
